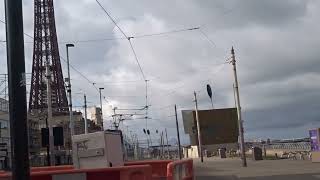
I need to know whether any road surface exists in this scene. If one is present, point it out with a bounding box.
[194,157,320,180]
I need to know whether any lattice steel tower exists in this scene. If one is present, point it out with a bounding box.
[29,0,68,113]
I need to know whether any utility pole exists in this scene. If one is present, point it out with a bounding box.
[174,105,182,159]
[46,51,55,166]
[230,47,247,167]
[194,91,204,162]
[45,117,50,166]
[145,80,149,128]
[161,131,165,159]
[84,94,88,134]
[5,0,30,178]
[165,128,170,159]
[4,74,7,101]
[99,87,104,129]
[66,44,75,136]
[233,84,237,108]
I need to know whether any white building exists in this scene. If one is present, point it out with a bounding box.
[89,107,103,128]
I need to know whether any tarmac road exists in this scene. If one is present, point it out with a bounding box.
[194,157,320,180]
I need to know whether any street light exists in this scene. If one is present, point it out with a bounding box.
[206,84,214,108]
[99,87,104,129]
[66,43,75,136]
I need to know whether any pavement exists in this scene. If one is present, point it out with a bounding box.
[194,157,320,180]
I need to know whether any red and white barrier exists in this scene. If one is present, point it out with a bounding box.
[0,159,194,180]
[125,160,172,179]
[167,159,193,180]
[0,165,152,180]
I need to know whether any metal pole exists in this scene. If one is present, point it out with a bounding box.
[45,117,50,166]
[165,128,170,159]
[160,131,164,159]
[231,47,247,167]
[5,0,30,178]
[145,80,149,128]
[233,84,237,108]
[46,50,55,166]
[194,91,204,162]
[4,74,7,101]
[99,88,104,129]
[66,44,75,136]
[84,94,88,134]
[174,105,182,159]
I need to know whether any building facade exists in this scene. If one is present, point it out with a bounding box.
[89,107,103,128]
[0,98,10,169]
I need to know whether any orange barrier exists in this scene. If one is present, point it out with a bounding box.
[31,165,74,172]
[0,165,152,180]
[0,159,193,180]
[0,165,74,176]
[125,160,172,179]
[167,159,193,180]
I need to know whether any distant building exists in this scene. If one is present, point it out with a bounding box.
[28,110,102,166]
[28,111,84,157]
[0,98,10,169]
[89,107,103,128]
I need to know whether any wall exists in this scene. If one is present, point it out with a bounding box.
[183,143,238,158]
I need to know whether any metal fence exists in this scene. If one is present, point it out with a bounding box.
[264,142,311,151]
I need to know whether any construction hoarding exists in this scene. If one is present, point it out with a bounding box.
[182,108,238,145]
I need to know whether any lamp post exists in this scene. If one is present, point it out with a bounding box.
[66,43,75,136]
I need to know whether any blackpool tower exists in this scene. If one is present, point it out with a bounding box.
[29,0,68,114]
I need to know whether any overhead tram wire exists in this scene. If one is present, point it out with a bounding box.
[1,19,200,45]
[199,28,216,47]
[94,1,201,127]
[0,19,110,103]
[3,27,201,45]
[54,27,200,44]
[95,0,129,40]
[1,18,96,88]
[0,19,34,40]
[95,0,151,127]
[95,0,146,81]
[129,27,200,39]
[128,39,146,80]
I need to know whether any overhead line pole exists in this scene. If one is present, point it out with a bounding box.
[230,47,247,167]
[145,80,149,128]
[84,94,88,134]
[66,44,75,136]
[46,53,55,166]
[174,105,182,159]
[194,91,204,162]
[165,128,170,159]
[5,0,30,178]
[99,87,104,129]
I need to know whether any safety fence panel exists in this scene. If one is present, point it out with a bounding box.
[167,159,193,180]
[0,164,152,180]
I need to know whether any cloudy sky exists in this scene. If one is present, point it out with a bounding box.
[1,0,320,144]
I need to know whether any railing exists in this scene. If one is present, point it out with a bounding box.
[264,142,311,151]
